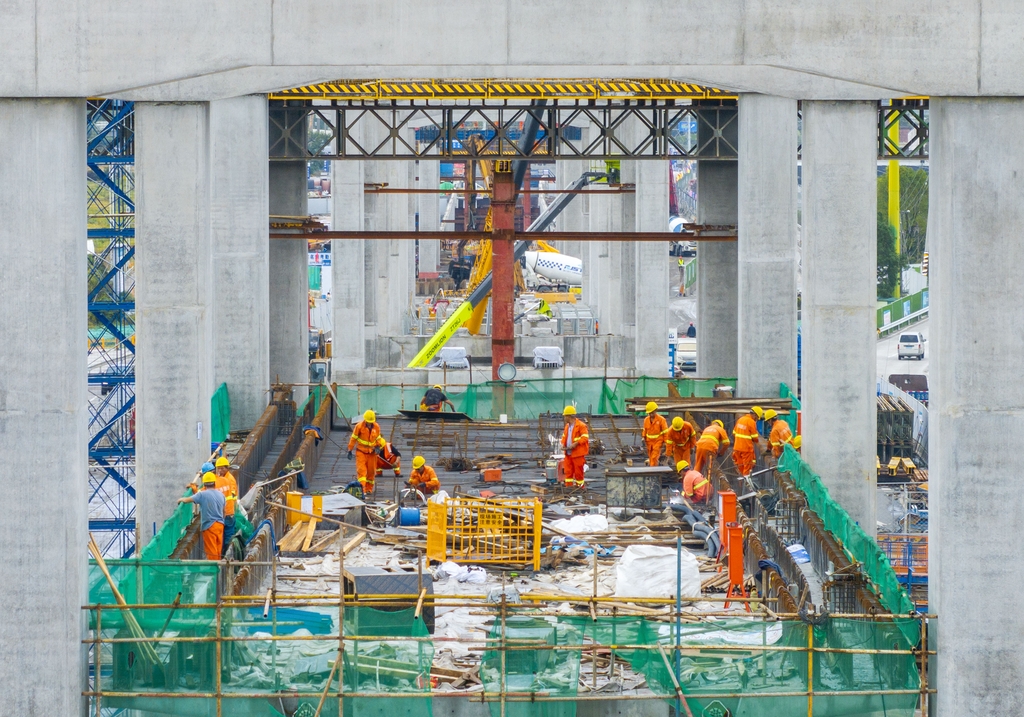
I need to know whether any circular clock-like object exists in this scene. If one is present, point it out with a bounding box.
[496,362,518,382]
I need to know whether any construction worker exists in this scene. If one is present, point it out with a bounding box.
[765,409,794,459]
[408,456,440,495]
[732,406,763,477]
[677,256,685,295]
[642,402,669,466]
[178,472,225,560]
[791,435,802,453]
[375,441,403,480]
[665,416,696,469]
[347,410,385,495]
[420,384,456,412]
[694,419,730,474]
[213,457,238,556]
[560,406,590,489]
[678,460,711,504]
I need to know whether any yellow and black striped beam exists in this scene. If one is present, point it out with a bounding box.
[270,79,735,102]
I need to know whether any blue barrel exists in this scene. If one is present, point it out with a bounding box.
[399,507,421,526]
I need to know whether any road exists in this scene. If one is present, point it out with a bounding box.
[877,318,929,383]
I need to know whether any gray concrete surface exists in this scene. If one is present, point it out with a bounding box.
[268,161,309,397]
[331,158,365,373]
[736,94,798,396]
[0,98,87,717]
[135,102,214,545]
[929,97,1024,717]
[801,101,878,538]
[7,2,1024,100]
[417,157,440,273]
[210,95,270,429]
[634,157,671,375]
[696,162,738,379]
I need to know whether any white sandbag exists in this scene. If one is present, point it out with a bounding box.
[614,544,701,599]
[549,514,609,534]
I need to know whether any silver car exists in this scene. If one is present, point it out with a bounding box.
[898,333,925,360]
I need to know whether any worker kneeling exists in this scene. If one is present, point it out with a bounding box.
[347,410,385,496]
[694,420,730,474]
[643,402,668,467]
[561,405,590,489]
[732,406,763,477]
[179,472,226,560]
[420,384,455,412]
[409,456,440,495]
[678,460,711,505]
[375,441,403,479]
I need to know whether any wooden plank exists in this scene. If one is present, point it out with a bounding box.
[279,521,307,552]
[307,529,341,553]
[301,518,318,551]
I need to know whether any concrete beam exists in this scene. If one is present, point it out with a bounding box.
[929,97,1024,717]
[331,158,365,374]
[736,94,798,396]
[696,162,738,379]
[801,101,877,537]
[268,161,309,394]
[210,95,269,429]
[135,101,213,544]
[0,98,87,717]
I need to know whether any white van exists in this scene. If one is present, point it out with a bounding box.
[897,333,925,360]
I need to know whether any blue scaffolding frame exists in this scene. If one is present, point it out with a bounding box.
[87,100,136,557]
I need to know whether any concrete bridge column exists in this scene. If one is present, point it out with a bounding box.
[269,161,309,396]
[210,95,269,429]
[416,157,440,274]
[737,94,799,397]
[331,158,365,375]
[929,97,1024,717]
[634,157,671,375]
[0,98,87,717]
[554,155,588,258]
[696,162,739,379]
[135,101,214,543]
[801,101,877,536]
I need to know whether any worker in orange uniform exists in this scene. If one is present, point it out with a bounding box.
[694,420,730,474]
[642,402,669,466]
[375,441,403,481]
[213,457,238,556]
[791,435,802,453]
[678,460,711,504]
[732,406,764,477]
[764,409,793,460]
[420,385,456,412]
[347,410,385,495]
[665,416,696,469]
[561,405,590,489]
[178,472,226,560]
[408,456,440,495]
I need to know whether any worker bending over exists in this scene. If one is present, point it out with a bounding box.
[420,384,456,412]
[677,460,711,504]
[642,402,669,466]
[408,456,440,495]
[375,441,403,480]
[732,406,763,477]
[561,406,590,489]
[213,457,238,556]
[347,410,385,496]
[694,420,730,474]
[765,409,794,459]
[665,416,696,469]
[178,472,226,560]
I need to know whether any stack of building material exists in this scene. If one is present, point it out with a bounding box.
[877,394,915,463]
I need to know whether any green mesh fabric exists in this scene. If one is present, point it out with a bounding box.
[780,382,801,434]
[138,490,197,561]
[211,382,231,442]
[778,445,919,643]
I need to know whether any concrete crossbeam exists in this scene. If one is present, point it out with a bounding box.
[801,100,877,537]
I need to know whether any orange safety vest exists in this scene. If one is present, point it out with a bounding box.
[696,424,730,452]
[643,414,668,443]
[348,420,383,454]
[664,423,695,450]
[215,472,237,516]
[733,414,760,452]
[410,465,439,491]
[561,419,590,458]
[683,469,710,499]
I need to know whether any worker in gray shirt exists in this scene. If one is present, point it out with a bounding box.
[178,471,226,560]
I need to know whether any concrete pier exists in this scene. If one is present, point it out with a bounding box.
[135,102,213,543]
[696,162,738,379]
[0,98,87,717]
[268,161,309,395]
[210,95,269,428]
[417,158,440,274]
[331,158,366,375]
[801,101,877,536]
[634,157,671,375]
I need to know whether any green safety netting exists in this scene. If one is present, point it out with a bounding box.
[138,489,199,561]
[778,445,919,643]
[780,382,801,435]
[332,376,736,421]
[211,382,232,442]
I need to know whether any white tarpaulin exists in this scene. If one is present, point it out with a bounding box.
[549,514,608,534]
[614,544,700,599]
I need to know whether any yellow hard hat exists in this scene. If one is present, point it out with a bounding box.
[202,471,217,484]
[433,384,443,390]
[563,405,577,416]
[712,419,724,428]
[215,457,230,468]
[676,459,689,473]
[792,435,802,449]
[412,456,426,469]
[763,409,778,421]
[364,410,376,423]
[646,401,658,413]
[751,406,764,419]
[671,416,684,430]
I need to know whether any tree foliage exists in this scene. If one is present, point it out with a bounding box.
[876,166,928,297]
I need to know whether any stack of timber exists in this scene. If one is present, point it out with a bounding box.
[625,396,792,415]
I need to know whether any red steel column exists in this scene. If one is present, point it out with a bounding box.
[490,165,516,379]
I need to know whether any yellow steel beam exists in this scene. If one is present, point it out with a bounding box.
[270,78,736,101]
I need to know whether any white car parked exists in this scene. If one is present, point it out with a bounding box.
[898,333,925,360]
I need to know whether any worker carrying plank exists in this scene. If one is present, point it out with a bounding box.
[732,406,763,477]
[347,410,385,496]
[213,457,238,556]
[678,459,711,504]
[665,416,697,469]
[561,405,590,488]
[375,441,403,479]
[408,456,440,495]
[420,384,456,412]
[694,419,730,475]
[765,409,794,459]
[178,472,226,560]
[642,402,669,466]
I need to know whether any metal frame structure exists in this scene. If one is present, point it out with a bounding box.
[87,99,136,558]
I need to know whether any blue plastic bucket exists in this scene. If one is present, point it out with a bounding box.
[399,507,421,526]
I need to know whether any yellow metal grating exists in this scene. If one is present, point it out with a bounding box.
[426,497,542,570]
